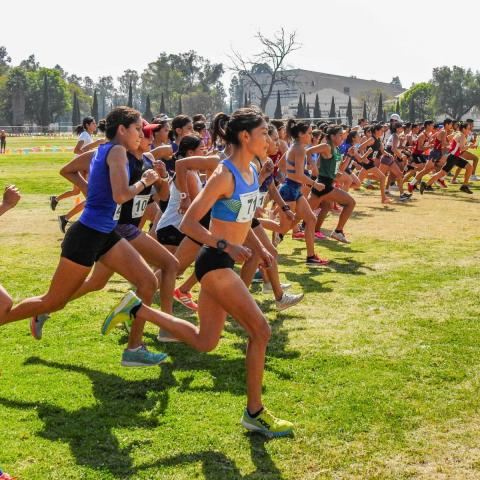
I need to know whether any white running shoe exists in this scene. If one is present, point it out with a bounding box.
[330,230,350,244]
[263,282,291,294]
[470,175,479,181]
[275,292,304,311]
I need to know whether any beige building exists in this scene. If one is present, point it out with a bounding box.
[244,68,405,121]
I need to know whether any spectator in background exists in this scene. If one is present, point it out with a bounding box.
[0,130,6,153]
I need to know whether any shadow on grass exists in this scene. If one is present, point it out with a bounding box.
[0,356,285,479]
[134,434,284,479]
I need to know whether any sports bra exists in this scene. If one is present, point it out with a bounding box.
[211,159,259,223]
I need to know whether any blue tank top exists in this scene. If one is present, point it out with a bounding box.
[211,159,259,223]
[80,142,130,233]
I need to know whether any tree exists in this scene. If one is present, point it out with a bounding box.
[0,46,11,76]
[395,99,400,115]
[244,92,248,108]
[230,28,300,111]
[91,90,99,120]
[337,109,341,125]
[82,76,95,96]
[391,76,402,90]
[40,74,50,128]
[431,66,480,118]
[305,102,310,119]
[362,100,367,120]
[329,96,336,120]
[5,67,27,126]
[229,75,243,111]
[177,96,183,114]
[346,96,353,126]
[229,97,233,114]
[159,93,166,114]
[313,93,321,118]
[400,82,434,122]
[118,69,139,107]
[144,94,153,121]
[296,94,304,118]
[274,90,282,119]
[127,81,133,107]
[376,93,383,122]
[95,76,115,118]
[72,92,81,126]
[19,54,39,72]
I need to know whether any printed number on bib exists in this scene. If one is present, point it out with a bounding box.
[132,195,150,219]
[113,204,121,220]
[258,191,267,206]
[237,190,259,222]
[372,151,378,159]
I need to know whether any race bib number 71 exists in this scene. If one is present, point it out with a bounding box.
[237,191,259,223]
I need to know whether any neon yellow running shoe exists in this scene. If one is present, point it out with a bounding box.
[241,408,293,438]
[102,291,142,335]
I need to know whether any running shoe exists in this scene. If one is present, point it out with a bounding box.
[275,292,304,311]
[30,313,50,340]
[49,196,58,211]
[241,408,294,438]
[471,175,479,181]
[121,344,168,367]
[314,231,326,240]
[306,254,329,267]
[58,215,69,233]
[460,184,473,194]
[425,185,434,191]
[102,290,142,335]
[292,231,305,240]
[251,269,263,283]
[419,181,427,195]
[437,179,448,189]
[157,329,179,342]
[330,230,350,244]
[173,287,198,311]
[263,282,291,294]
[399,193,411,201]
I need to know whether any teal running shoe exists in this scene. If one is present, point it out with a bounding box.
[121,345,168,367]
[241,408,294,438]
[102,291,141,336]
[30,313,51,340]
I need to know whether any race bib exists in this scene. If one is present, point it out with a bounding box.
[237,190,259,223]
[372,151,378,159]
[113,204,121,220]
[132,194,150,219]
[258,191,267,205]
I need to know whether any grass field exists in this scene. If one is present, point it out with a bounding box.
[0,142,480,479]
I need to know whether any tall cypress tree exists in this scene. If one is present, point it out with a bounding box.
[71,91,80,127]
[346,96,353,126]
[296,94,304,118]
[244,92,248,108]
[143,94,153,121]
[177,96,183,114]
[127,81,133,107]
[362,100,367,121]
[229,96,233,114]
[395,99,400,115]
[305,103,310,119]
[274,90,282,119]
[40,74,50,130]
[91,90,99,120]
[337,109,342,125]
[160,93,166,114]
[313,94,321,118]
[329,96,336,121]
[376,93,383,122]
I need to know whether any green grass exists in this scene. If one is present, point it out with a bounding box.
[1,146,480,479]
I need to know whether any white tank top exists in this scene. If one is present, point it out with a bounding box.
[156,172,202,230]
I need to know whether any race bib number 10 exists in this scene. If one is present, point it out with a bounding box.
[113,204,121,220]
[132,195,150,219]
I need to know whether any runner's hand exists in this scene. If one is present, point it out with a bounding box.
[178,196,191,214]
[260,159,274,176]
[225,243,252,263]
[153,160,167,178]
[313,180,325,191]
[258,247,274,269]
[3,185,20,209]
[141,169,159,187]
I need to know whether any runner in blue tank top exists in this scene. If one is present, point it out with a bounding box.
[0,107,174,368]
[103,107,294,438]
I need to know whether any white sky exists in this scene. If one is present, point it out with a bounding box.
[3,0,479,91]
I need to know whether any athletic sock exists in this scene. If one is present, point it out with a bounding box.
[335,229,343,234]
[247,407,264,418]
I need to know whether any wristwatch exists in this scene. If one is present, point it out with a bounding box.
[281,204,291,212]
[216,239,227,253]
[179,192,188,200]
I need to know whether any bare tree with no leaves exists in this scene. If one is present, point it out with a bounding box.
[229,29,301,112]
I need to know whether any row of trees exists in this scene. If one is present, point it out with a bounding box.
[0,47,226,128]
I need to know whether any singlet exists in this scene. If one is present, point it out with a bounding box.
[449,135,463,157]
[366,137,381,164]
[211,159,259,223]
[80,143,128,233]
[157,172,202,230]
[412,136,425,155]
[117,152,154,227]
[340,142,355,170]
[285,146,306,186]
[433,133,442,151]
[319,145,342,179]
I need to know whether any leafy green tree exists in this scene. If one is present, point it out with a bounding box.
[5,67,27,126]
[400,82,434,121]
